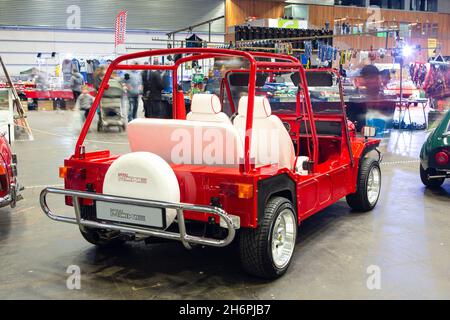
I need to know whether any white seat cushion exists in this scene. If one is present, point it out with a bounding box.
[128,118,243,167]
[186,94,231,124]
[233,96,295,169]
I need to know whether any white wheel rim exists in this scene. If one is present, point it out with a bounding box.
[367,166,381,205]
[271,209,296,269]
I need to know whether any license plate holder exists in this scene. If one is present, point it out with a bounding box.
[96,201,166,229]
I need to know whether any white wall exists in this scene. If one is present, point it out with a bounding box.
[0,27,225,76]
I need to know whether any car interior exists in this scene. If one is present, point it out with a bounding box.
[127,66,350,174]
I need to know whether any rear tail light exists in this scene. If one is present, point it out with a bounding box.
[59,166,68,179]
[435,151,449,166]
[0,164,6,175]
[220,183,254,199]
[59,166,86,180]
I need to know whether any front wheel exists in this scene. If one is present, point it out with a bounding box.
[346,157,381,212]
[420,164,445,188]
[239,197,297,279]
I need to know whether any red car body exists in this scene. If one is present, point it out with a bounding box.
[0,132,20,208]
[40,48,382,278]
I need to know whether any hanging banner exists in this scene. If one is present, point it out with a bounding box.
[115,10,128,47]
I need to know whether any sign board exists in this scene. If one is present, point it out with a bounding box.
[428,38,437,57]
[269,19,308,29]
[278,19,300,28]
[247,18,307,29]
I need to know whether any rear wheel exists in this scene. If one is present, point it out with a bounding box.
[420,164,445,188]
[346,157,381,212]
[239,197,297,279]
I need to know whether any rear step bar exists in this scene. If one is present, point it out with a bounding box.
[39,187,237,249]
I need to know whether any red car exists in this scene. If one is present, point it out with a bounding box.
[0,132,21,208]
[40,48,382,279]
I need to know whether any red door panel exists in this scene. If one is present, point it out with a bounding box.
[297,179,318,219]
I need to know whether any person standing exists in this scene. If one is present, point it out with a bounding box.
[142,59,164,118]
[93,65,107,91]
[123,65,142,122]
[70,68,85,101]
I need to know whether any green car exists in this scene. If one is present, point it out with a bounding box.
[420,110,450,188]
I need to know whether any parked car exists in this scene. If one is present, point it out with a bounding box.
[0,130,21,208]
[420,109,450,188]
[40,48,382,279]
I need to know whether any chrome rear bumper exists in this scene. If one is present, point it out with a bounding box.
[0,193,13,207]
[39,187,237,249]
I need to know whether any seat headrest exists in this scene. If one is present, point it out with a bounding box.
[190,94,222,114]
[238,96,271,118]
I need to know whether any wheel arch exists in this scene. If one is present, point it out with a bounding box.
[349,140,381,194]
[357,141,381,163]
[256,173,297,226]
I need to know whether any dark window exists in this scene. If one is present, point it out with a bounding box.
[427,0,438,12]
[370,0,405,9]
[335,0,366,7]
[411,0,438,12]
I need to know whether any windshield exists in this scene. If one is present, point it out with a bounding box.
[306,71,344,114]
[225,71,299,115]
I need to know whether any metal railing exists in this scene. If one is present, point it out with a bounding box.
[40,187,237,249]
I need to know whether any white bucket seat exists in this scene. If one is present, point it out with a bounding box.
[233,96,295,170]
[186,94,231,124]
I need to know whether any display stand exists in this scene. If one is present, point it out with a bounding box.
[0,55,33,140]
[0,88,14,142]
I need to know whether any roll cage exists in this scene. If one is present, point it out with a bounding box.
[76,48,319,173]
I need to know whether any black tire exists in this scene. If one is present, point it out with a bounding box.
[97,121,103,132]
[80,227,125,248]
[420,164,445,188]
[239,197,297,279]
[346,157,381,212]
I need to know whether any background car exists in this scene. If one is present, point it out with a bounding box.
[0,131,21,208]
[420,109,450,188]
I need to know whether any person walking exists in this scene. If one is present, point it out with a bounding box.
[142,59,164,118]
[123,66,142,122]
[76,85,94,123]
[70,68,85,101]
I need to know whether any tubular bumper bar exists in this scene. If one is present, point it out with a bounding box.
[40,187,237,249]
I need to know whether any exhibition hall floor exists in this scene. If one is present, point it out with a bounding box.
[0,110,449,299]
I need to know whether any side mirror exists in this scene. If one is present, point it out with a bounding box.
[361,126,376,138]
